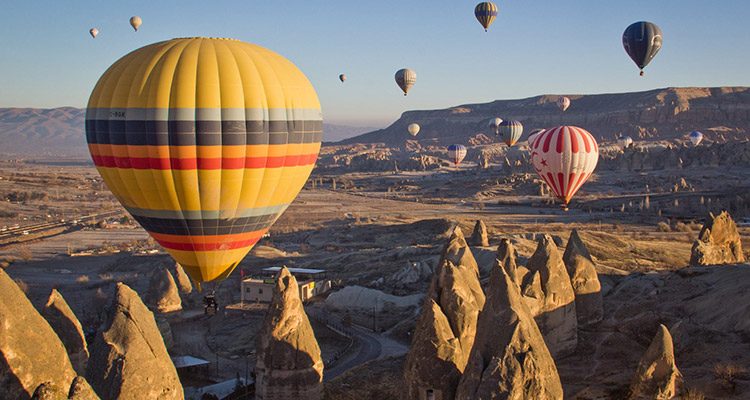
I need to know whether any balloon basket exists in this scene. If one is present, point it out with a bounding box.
[560,204,569,211]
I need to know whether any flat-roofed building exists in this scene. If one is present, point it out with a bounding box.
[241,267,331,303]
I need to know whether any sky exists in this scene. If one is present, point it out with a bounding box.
[1,1,749,127]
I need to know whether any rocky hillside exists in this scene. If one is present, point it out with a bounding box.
[340,87,750,147]
[0,107,87,157]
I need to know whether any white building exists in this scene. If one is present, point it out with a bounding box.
[241,267,331,303]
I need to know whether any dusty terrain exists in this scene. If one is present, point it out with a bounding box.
[3,140,750,398]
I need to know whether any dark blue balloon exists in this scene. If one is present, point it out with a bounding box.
[622,21,663,75]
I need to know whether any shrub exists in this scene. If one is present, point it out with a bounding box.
[714,363,745,393]
[98,273,114,282]
[682,387,705,400]
[14,278,28,293]
[673,222,692,232]
[656,222,671,232]
[76,275,90,283]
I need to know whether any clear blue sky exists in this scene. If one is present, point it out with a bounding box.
[1,1,749,126]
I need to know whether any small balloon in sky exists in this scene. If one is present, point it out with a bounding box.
[474,2,498,32]
[89,28,98,38]
[557,96,570,112]
[130,16,142,31]
[395,68,416,96]
[339,74,346,83]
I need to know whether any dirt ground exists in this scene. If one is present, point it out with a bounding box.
[3,154,750,398]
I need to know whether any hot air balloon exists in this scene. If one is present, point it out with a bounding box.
[530,126,599,210]
[689,131,703,146]
[447,144,467,166]
[474,2,498,32]
[489,118,503,134]
[408,123,420,137]
[498,120,523,146]
[557,96,570,112]
[395,68,416,96]
[339,74,346,83]
[622,21,662,76]
[89,28,98,38]
[527,129,545,146]
[617,135,633,149]
[129,16,142,31]
[85,37,322,288]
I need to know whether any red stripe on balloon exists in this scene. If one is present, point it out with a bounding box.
[570,128,579,153]
[155,236,261,251]
[557,172,565,197]
[546,172,559,195]
[579,128,592,153]
[92,153,319,170]
[570,172,589,197]
[542,128,555,153]
[556,127,565,154]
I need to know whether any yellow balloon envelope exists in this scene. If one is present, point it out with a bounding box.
[85,37,322,286]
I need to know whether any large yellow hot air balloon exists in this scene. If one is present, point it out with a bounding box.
[85,37,322,288]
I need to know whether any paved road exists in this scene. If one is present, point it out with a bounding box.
[323,323,383,381]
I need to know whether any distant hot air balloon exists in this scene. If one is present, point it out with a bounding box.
[557,96,570,112]
[527,128,545,146]
[489,117,503,134]
[689,131,703,146]
[408,123,420,137]
[85,37,322,288]
[530,126,599,209]
[129,16,142,31]
[447,144,467,166]
[395,68,416,96]
[474,2,498,32]
[498,120,523,146]
[617,135,633,149]
[339,74,346,83]
[622,21,662,76]
[89,28,98,38]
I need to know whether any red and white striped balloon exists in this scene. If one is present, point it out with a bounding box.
[557,96,570,112]
[530,126,598,206]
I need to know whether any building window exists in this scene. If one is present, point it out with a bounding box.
[245,287,251,293]
[258,288,263,294]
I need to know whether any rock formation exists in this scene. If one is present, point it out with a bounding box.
[522,235,578,358]
[495,238,519,285]
[86,283,183,400]
[41,289,89,375]
[455,258,563,400]
[145,266,182,313]
[67,377,100,400]
[403,227,486,400]
[33,377,100,400]
[690,210,745,266]
[0,269,77,400]
[469,220,490,247]
[255,267,323,400]
[31,383,67,400]
[562,230,603,326]
[170,262,192,294]
[387,260,434,287]
[628,325,684,400]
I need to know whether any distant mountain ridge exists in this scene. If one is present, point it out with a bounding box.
[2,87,749,157]
[340,87,750,147]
